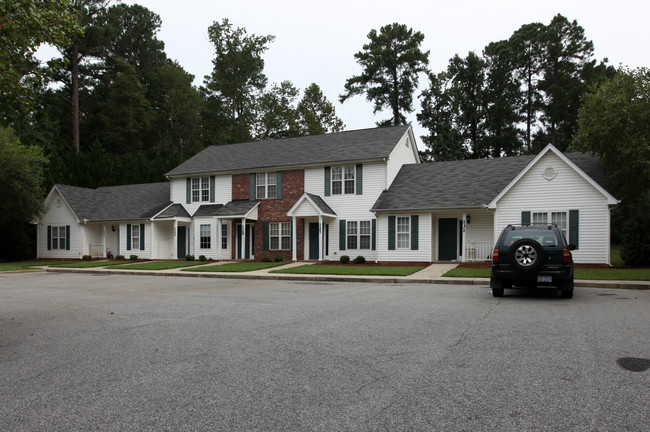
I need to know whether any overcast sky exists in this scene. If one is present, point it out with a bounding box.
[124,0,649,145]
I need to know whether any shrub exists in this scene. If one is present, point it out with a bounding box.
[273,255,284,262]
[620,199,650,267]
[82,255,92,261]
[129,254,138,260]
[199,255,207,262]
[115,255,125,260]
[353,255,366,264]
[340,255,350,264]
[185,254,195,261]
[260,256,272,262]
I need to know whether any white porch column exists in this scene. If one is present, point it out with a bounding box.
[215,217,220,260]
[461,213,467,263]
[173,220,178,259]
[292,216,297,261]
[102,224,107,257]
[318,215,323,261]
[149,221,155,259]
[241,217,247,259]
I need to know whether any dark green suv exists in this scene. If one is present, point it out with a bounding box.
[490,224,576,298]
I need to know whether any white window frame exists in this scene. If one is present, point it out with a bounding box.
[397,216,410,249]
[200,224,211,249]
[51,226,66,250]
[131,224,140,250]
[256,172,277,199]
[346,220,371,250]
[191,177,210,203]
[529,210,570,239]
[221,223,228,250]
[331,165,355,195]
[269,222,291,250]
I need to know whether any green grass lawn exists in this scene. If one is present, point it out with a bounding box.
[271,265,426,276]
[0,261,62,271]
[108,261,210,270]
[182,262,290,272]
[443,267,650,281]
[49,260,134,268]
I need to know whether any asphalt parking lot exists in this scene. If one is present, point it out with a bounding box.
[1,272,649,431]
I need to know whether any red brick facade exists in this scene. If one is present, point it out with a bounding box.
[230,170,305,261]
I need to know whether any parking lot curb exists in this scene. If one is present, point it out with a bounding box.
[42,267,650,290]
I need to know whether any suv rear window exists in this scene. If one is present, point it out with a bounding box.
[502,228,561,247]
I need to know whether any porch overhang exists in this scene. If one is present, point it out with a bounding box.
[287,193,336,218]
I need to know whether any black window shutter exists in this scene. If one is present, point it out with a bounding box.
[263,222,269,250]
[126,224,131,250]
[186,178,191,204]
[569,210,579,249]
[410,215,419,250]
[324,166,331,196]
[388,216,396,250]
[65,225,70,250]
[339,219,346,250]
[521,211,531,225]
[249,173,256,200]
[140,223,145,250]
[210,176,215,202]
[371,219,376,251]
[276,171,282,198]
[356,164,363,195]
[47,226,51,250]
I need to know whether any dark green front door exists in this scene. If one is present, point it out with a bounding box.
[237,225,254,259]
[438,218,457,261]
[177,226,186,259]
[309,223,319,260]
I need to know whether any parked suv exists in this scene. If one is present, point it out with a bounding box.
[491,224,576,298]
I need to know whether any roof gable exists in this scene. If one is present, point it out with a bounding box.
[372,145,616,212]
[165,125,411,177]
[51,182,171,222]
[487,144,618,208]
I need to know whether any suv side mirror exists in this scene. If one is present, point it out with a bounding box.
[568,244,577,251]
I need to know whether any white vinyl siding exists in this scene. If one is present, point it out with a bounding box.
[169,175,231,216]
[37,190,82,259]
[386,132,420,187]
[494,152,612,263]
[376,213,432,262]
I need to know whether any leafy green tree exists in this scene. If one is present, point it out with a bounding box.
[0,127,48,260]
[340,23,429,126]
[573,67,650,204]
[0,0,82,126]
[417,72,464,161]
[483,41,524,157]
[202,18,274,144]
[296,83,344,135]
[447,52,487,158]
[508,22,545,151]
[254,81,300,140]
[536,15,596,151]
[572,67,650,267]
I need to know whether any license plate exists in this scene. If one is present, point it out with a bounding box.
[537,275,552,283]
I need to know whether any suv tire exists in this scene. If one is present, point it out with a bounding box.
[509,239,544,273]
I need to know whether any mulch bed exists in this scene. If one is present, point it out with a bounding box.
[311,261,426,267]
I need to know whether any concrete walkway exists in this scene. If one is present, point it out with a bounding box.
[38,262,650,290]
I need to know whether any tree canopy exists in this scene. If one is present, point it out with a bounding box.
[340,23,429,127]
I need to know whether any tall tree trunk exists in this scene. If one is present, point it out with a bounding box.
[72,43,80,153]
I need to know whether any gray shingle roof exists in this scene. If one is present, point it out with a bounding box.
[371,152,609,212]
[55,183,170,222]
[165,125,411,177]
[212,200,259,217]
[192,204,224,217]
[306,193,336,215]
[155,203,191,219]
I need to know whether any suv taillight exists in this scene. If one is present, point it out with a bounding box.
[563,248,572,263]
[492,249,499,263]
